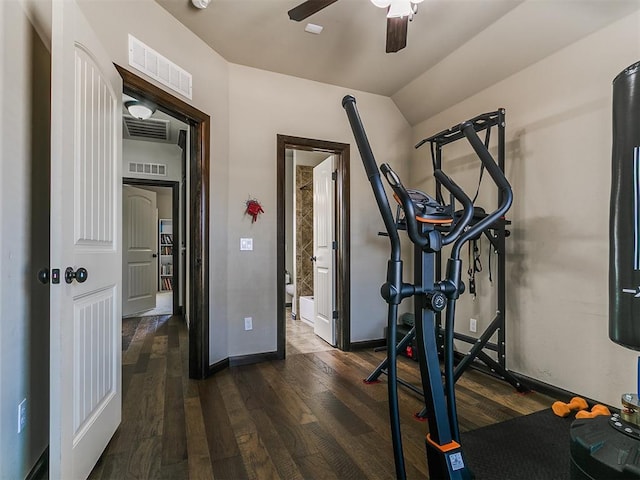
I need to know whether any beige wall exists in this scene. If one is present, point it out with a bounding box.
[228,63,412,354]
[76,0,231,362]
[0,0,51,477]
[411,11,640,406]
[76,0,413,359]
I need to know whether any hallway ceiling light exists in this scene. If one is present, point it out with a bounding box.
[125,100,156,120]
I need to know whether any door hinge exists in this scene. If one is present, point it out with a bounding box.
[332,241,338,250]
[332,170,337,181]
[332,310,338,320]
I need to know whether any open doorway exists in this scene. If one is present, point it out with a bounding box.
[276,135,351,358]
[121,91,188,318]
[117,65,210,379]
[122,181,181,316]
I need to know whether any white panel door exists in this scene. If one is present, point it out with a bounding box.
[313,155,336,346]
[50,1,122,478]
[122,185,157,316]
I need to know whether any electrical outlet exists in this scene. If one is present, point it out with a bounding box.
[469,318,477,333]
[18,398,27,434]
[244,317,253,331]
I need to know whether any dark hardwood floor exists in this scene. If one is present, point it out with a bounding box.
[89,314,554,479]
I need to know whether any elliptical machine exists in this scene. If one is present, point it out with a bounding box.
[342,95,513,480]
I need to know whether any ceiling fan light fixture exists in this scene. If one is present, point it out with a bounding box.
[125,100,156,120]
[191,0,211,9]
[387,0,413,18]
[370,0,392,7]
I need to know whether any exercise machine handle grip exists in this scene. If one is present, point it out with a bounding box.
[342,95,401,261]
[380,162,402,187]
[342,95,379,181]
[380,163,429,250]
[433,169,473,246]
[451,122,513,257]
[461,121,511,193]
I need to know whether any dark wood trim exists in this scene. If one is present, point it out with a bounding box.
[117,65,210,125]
[123,178,180,315]
[276,135,351,359]
[350,338,385,350]
[178,129,188,323]
[208,357,230,376]
[25,447,48,480]
[229,351,280,367]
[117,64,211,380]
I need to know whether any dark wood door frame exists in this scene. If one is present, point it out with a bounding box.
[276,135,351,356]
[122,178,180,315]
[117,65,210,379]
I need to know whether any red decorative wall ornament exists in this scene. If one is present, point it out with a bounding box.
[245,198,264,223]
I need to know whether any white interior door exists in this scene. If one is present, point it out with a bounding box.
[50,1,122,478]
[313,155,336,346]
[122,185,157,316]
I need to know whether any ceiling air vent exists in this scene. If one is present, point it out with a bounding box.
[128,162,167,177]
[123,115,170,141]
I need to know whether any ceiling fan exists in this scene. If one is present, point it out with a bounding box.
[287,0,424,53]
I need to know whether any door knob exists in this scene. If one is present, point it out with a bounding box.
[310,256,317,262]
[152,253,158,258]
[65,267,88,284]
[37,268,49,284]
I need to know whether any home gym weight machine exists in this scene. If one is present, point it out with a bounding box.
[363,109,526,422]
[342,95,514,479]
[417,109,527,393]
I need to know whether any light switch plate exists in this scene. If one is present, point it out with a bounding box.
[240,238,253,251]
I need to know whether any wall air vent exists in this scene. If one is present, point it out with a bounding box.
[128,162,167,177]
[123,115,170,141]
[128,34,193,100]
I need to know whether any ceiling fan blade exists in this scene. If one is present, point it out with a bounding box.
[386,16,408,53]
[288,0,339,22]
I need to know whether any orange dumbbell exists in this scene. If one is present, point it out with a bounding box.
[575,404,611,419]
[552,397,588,417]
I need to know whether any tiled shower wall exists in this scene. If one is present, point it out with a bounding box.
[296,165,314,302]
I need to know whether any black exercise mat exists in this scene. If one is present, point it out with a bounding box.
[460,409,573,479]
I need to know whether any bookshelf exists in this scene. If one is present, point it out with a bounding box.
[159,218,173,291]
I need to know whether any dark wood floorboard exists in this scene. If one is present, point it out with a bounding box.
[90,312,555,479]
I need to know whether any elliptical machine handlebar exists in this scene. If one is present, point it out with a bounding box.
[379,163,428,249]
[450,122,513,257]
[342,95,401,262]
[441,120,514,444]
[342,94,409,479]
[433,170,474,246]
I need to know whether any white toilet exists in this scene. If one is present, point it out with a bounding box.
[285,283,295,297]
[285,271,296,318]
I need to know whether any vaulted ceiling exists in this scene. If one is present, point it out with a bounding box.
[155,0,640,124]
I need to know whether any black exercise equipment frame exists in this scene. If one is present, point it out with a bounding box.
[417,109,527,393]
[343,95,478,480]
[366,110,527,417]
